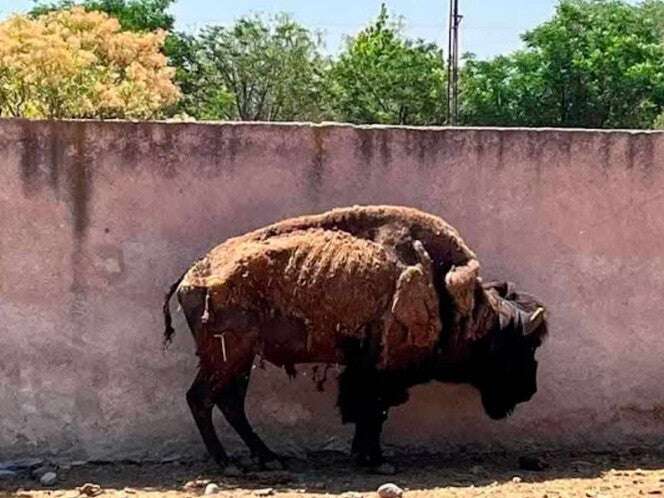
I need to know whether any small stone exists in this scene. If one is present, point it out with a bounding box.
[40,472,57,486]
[183,479,210,490]
[377,483,404,498]
[519,456,549,471]
[124,487,138,494]
[77,483,102,497]
[32,465,55,479]
[255,488,274,496]
[512,476,522,483]
[160,454,181,464]
[204,483,221,495]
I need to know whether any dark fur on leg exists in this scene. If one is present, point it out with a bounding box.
[216,370,283,470]
[186,373,229,466]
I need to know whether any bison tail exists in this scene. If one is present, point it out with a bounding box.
[163,269,189,348]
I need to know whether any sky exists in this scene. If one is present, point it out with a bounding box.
[0,0,629,59]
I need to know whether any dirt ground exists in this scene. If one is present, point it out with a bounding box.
[1,448,662,498]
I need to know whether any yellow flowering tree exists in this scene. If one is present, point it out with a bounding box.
[0,7,180,119]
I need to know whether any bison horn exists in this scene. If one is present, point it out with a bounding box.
[530,307,545,323]
[526,306,546,335]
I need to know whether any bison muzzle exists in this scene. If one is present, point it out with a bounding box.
[163,205,548,474]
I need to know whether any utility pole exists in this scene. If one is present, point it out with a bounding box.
[447,0,462,125]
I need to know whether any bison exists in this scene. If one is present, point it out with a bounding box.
[163,205,548,474]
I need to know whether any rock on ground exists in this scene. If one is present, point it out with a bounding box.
[77,483,103,496]
[39,472,57,486]
[32,466,55,480]
[204,483,221,495]
[377,483,404,498]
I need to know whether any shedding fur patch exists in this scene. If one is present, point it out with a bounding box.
[445,259,480,316]
[181,229,444,372]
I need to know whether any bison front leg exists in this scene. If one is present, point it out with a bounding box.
[338,365,396,474]
[350,406,394,474]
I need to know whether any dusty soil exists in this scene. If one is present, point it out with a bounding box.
[1,449,662,498]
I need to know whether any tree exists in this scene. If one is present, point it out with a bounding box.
[31,0,188,117]
[0,7,180,118]
[461,0,664,129]
[30,0,175,32]
[174,15,326,121]
[460,52,557,127]
[325,4,446,125]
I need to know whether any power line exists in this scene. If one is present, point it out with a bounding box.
[447,0,462,125]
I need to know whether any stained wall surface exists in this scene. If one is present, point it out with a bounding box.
[1,119,663,461]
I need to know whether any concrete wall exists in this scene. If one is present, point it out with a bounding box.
[1,119,663,462]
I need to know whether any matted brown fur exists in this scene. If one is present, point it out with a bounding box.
[174,206,497,374]
[205,205,489,344]
[221,205,477,271]
[180,228,441,372]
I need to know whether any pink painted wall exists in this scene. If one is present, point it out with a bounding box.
[1,119,663,461]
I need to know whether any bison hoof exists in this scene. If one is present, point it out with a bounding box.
[370,462,397,475]
[223,464,243,477]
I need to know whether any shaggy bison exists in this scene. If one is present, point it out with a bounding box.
[163,205,548,474]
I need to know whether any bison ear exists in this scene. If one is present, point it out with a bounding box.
[445,259,480,316]
[483,280,517,299]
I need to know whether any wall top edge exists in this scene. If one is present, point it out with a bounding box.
[0,117,662,135]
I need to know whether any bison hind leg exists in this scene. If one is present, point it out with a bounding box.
[214,365,284,470]
[186,371,231,467]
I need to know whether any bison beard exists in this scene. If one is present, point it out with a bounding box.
[163,205,548,474]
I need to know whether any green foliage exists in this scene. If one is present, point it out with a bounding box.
[30,0,175,32]
[460,52,555,127]
[654,112,664,128]
[461,0,664,129]
[176,15,326,121]
[641,0,664,38]
[19,0,664,128]
[326,4,446,125]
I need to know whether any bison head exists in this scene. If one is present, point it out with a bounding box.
[469,281,548,420]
